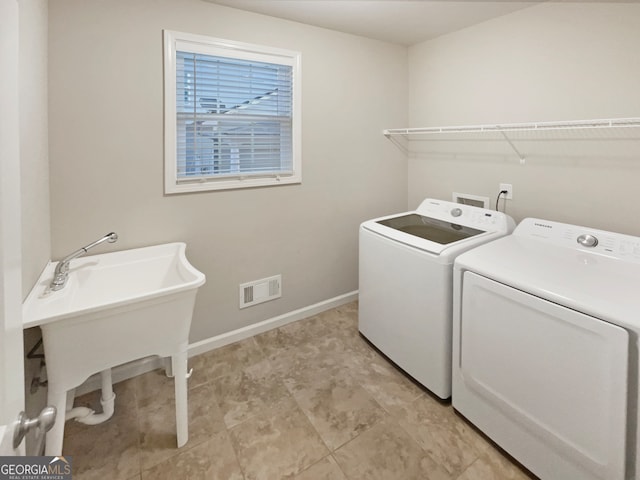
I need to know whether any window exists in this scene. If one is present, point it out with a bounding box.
[163,30,301,193]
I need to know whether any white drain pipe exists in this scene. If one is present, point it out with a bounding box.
[65,369,116,425]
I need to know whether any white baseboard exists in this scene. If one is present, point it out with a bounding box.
[188,290,358,357]
[73,291,358,396]
[74,355,165,397]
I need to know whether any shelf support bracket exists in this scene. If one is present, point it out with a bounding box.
[500,131,526,164]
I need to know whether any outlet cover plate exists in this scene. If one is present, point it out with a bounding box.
[499,183,513,200]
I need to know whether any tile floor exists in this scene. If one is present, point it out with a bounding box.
[62,302,536,479]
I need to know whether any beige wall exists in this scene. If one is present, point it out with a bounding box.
[48,0,408,341]
[407,3,640,234]
[20,0,51,299]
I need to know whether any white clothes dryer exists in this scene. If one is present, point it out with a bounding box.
[358,198,515,399]
[452,218,640,480]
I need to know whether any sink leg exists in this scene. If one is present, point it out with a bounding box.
[65,389,75,412]
[172,349,188,448]
[45,387,67,456]
[163,357,173,378]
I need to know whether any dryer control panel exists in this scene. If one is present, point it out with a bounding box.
[515,218,640,263]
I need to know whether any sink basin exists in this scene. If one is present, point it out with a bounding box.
[22,242,206,455]
[23,242,204,327]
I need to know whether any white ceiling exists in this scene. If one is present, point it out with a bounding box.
[204,0,543,46]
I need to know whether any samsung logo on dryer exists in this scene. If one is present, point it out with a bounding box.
[533,222,553,229]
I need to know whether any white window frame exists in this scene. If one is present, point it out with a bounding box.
[163,30,302,194]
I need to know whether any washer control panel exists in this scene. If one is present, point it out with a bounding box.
[515,218,640,262]
[416,199,515,232]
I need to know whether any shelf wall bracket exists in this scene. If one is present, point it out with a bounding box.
[500,131,526,164]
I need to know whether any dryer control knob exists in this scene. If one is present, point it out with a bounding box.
[577,234,598,248]
[451,208,462,217]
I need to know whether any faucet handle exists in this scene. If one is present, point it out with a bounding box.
[50,272,68,291]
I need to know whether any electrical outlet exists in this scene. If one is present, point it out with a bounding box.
[499,183,513,200]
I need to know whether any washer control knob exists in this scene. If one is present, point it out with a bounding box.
[577,234,598,248]
[451,208,462,217]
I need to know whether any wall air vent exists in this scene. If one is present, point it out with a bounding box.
[452,192,489,209]
[239,275,282,309]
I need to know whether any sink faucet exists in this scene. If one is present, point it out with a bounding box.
[50,232,118,291]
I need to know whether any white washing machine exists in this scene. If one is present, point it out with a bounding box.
[358,198,515,399]
[452,218,640,480]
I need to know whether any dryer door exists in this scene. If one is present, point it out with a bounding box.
[454,271,629,480]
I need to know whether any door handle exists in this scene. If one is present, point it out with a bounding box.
[12,406,57,455]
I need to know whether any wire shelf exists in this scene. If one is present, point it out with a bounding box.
[383,117,640,136]
[383,117,640,163]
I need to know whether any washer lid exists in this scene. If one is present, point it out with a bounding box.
[376,213,484,245]
[361,198,515,256]
[455,218,640,331]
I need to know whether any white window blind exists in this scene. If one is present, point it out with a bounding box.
[164,31,301,193]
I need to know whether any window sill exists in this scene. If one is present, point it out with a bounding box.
[165,174,302,194]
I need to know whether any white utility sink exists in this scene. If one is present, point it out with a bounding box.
[23,242,206,456]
